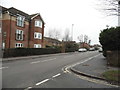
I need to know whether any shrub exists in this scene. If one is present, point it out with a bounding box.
[3,48,61,58]
[99,27,120,57]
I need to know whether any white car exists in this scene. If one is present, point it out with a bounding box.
[78,48,87,52]
[98,48,103,52]
[89,48,95,51]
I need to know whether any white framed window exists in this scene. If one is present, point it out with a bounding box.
[34,32,42,39]
[0,28,1,33]
[16,29,24,40]
[2,42,5,49]
[34,44,41,48]
[15,43,23,48]
[0,11,2,19]
[35,20,42,28]
[17,15,25,27]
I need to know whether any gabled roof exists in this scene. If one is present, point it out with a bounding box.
[7,7,30,21]
[0,6,7,12]
[1,6,45,23]
[44,37,62,43]
[30,13,45,23]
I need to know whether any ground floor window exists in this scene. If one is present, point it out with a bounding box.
[2,42,5,49]
[15,43,23,48]
[34,44,41,48]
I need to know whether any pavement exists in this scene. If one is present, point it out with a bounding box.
[70,53,120,85]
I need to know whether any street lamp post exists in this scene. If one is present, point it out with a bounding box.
[118,1,120,26]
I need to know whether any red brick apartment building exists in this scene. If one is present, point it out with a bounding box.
[1,6,45,49]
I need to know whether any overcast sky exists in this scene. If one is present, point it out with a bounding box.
[1,0,118,45]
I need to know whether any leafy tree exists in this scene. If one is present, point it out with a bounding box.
[99,27,120,56]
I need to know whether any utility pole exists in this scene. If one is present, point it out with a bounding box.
[118,1,120,26]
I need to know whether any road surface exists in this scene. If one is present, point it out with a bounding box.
[2,51,118,88]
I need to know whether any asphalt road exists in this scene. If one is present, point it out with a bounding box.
[2,51,118,88]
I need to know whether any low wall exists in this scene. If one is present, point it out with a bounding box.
[106,51,120,67]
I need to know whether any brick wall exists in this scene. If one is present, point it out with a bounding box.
[2,14,29,48]
[29,15,44,48]
[2,13,44,48]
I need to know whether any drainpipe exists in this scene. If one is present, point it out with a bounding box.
[9,13,12,48]
[28,19,31,48]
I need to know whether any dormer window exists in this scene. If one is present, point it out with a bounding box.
[17,15,25,27]
[35,20,42,28]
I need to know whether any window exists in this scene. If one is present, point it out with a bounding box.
[0,28,1,33]
[34,32,42,39]
[2,42,5,49]
[0,11,2,19]
[15,43,23,48]
[17,15,25,27]
[35,20,42,28]
[34,44,41,48]
[16,29,24,40]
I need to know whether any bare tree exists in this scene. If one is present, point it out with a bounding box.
[47,28,61,40]
[47,29,53,38]
[77,34,83,43]
[63,28,71,41]
[78,34,89,43]
[96,0,120,16]
[84,35,88,43]
[54,29,61,40]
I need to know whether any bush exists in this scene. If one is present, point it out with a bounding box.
[99,27,120,57]
[65,42,78,52]
[3,48,61,58]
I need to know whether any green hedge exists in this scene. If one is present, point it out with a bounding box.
[3,48,61,58]
[99,27,120,57]
[65,48,75,52]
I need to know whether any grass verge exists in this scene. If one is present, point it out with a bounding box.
[102,70,120,82]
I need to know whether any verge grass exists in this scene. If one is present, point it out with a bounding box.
[102,70,120,82]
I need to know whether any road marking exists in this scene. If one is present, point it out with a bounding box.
[0,67,8,70]
[64,56,72,58]
[63,53,119,87]
[52,73,61,78]
[62,54,101,73]
[24,87,32,90]
[41,58,56,62]
[30,61,40,64]
[72,54,101,67]
[31,58,56,64]
[36,79,49,86]
[76,74,119,88]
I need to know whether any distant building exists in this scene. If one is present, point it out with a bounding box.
[1,6,45,49]
[63,41,76,45]
[79,42,90,49]
[43,37,62,48]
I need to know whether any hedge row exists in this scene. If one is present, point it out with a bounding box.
[65,48,76,52]
[3,48,61,58]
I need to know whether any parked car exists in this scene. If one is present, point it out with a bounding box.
[78,48,87,52]
[98,48,103,52]
[89,48,95,51]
